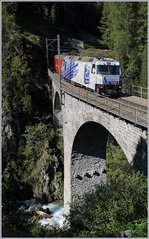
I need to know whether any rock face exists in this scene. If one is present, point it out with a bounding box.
[32,165,63,203]
[33,167,51,203]
[3,120,64,203]
[32,144,63,203]
[2,120,20,161]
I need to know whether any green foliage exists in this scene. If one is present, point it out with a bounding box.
[24,34,41,46]
[10,56,32,116]
[30,222,71,237]
[100,2,147,87]
[11,56,30,77]
[106,135,131,183]
[2,163,17,203]
[2,4,33,125]
[68,171,147,237]
[81,48,115,59]
[60,135,147,237]
[2,3,18,36]
[2,5,63,231]
[140,44,147,87]
[17,122,63,184]
[50,4,57,25]
[126,219,147,237]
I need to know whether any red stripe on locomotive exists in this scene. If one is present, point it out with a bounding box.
[54,55,65,74]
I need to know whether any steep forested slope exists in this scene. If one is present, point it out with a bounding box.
[2,2,64,216]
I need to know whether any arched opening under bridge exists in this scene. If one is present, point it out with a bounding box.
[71,121,130,201]
[54,91,61,112]
[53,92,62,129]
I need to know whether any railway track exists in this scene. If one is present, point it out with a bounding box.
[48,70,148,128]
[119,95,147,110]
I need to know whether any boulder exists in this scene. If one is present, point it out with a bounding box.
[118,230,131,238]
[35,210,52,219]
[27,205,41,214]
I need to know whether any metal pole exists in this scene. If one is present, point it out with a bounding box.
[119,102,121,118]
[46,38,49,74]
[135,108,137,125]
[51,44,54,61]
[141,86,143,98]
[130,85,132,95]
[57,35,64,105]
[57,35,61,88]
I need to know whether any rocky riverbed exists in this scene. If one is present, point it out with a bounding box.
[17,199,66,229]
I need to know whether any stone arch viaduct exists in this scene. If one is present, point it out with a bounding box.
[50,71,147,214]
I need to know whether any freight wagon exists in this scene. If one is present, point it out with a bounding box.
[54,54,122,95]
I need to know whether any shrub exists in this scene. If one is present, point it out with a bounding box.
[68,171,147,237]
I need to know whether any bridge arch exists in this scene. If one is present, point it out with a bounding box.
[71,121,129,201]
[53,91,62,129]
[54,91,61,112]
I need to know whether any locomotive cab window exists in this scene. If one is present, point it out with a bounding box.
[97,65,120,75]
[91,64,95,74]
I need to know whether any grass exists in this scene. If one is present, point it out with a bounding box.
[81,47,116,59]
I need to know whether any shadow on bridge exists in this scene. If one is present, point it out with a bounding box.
[72,122,108,158]
[132,136,147,176]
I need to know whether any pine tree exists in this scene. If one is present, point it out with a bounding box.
[99,2,147,87]
[140,44,147,88]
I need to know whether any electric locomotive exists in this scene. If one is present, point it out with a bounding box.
[54,54,122,94]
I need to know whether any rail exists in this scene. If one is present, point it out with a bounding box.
[48,70,147,128]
